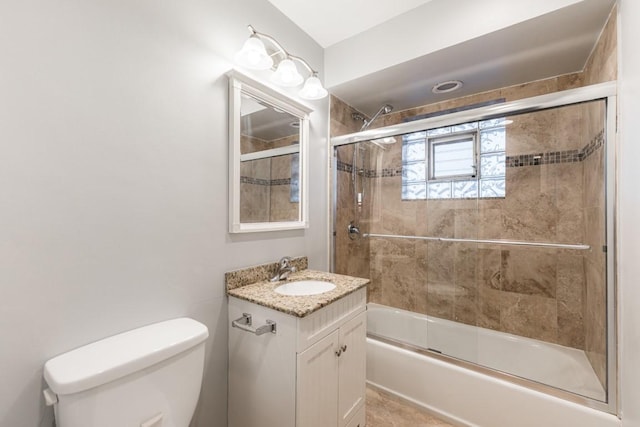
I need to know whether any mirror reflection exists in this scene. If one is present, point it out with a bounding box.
[239,94,301,224]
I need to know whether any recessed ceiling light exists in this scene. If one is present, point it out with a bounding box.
[432,80,463,94]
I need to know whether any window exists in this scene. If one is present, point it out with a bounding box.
[430,133,476,179]
[402,119,506,200]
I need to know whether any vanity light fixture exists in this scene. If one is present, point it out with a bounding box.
[235,25,328,100]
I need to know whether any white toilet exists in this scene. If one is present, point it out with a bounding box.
[43,317,209,427]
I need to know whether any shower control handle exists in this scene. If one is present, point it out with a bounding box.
[347,221,360,240]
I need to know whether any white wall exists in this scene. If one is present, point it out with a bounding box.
[324,0,583,88]
[0,1,328,427]
[618,1,640,426]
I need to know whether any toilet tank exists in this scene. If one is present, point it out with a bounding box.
[43,318,209,427]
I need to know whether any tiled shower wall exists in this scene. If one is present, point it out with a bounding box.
[240,134,300,223]
[332,100,371,280]
[332,6,615,390]
[580,6,617,388]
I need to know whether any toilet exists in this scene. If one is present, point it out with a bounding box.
[43,317,208,427]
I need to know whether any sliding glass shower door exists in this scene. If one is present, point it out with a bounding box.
[332,87,615,410]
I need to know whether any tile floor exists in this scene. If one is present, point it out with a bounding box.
[365,386,456,427]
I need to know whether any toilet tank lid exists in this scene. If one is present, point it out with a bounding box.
[44,317,208,395]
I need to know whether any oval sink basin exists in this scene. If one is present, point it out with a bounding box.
[274,280,336,296]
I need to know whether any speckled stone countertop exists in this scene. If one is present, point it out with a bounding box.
[226,269,369,318]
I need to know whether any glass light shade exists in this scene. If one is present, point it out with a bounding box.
[270,59,304,87]
[235,37,273,70]
[298,75,328,100]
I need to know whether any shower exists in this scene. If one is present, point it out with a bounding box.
[331,82,617,417]
[348,104,394,240]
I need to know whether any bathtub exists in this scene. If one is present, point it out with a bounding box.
[366,303,619,427]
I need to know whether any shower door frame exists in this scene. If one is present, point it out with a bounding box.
[330,81,618,415]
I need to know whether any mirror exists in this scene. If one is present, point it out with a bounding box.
[228,70,311,233]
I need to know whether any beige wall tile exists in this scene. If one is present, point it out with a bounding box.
[330,10,615,373]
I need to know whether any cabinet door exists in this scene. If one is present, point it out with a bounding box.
[338,312,367,427]
[297,330,339,427]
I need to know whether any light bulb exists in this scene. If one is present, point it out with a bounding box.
[299,75,328,100]
[271,59,303,87]
[235,37,273,70]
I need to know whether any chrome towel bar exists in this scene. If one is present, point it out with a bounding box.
[364,233,590,251]
[232,313,277,336]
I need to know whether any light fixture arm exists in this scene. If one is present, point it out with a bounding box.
[246,25,318,76]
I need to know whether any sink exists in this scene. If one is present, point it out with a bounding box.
[274,280,336,296]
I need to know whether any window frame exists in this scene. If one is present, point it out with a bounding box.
[428,131,478,181]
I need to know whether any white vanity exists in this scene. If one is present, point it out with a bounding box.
[226,265,368,427]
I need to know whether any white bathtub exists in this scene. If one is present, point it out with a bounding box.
[366,303,619,427]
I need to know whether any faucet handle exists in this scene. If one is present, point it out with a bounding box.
[270,257,294,282]
[279,256,292,268]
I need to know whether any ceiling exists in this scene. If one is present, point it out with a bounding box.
[267,0,616,117]
[265,0,435,48]
[241,96,299,141]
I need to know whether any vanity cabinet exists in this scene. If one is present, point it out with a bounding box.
[228,288,366,427]
[297,311,366,427]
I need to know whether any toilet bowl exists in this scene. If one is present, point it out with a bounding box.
[43,317,208,427]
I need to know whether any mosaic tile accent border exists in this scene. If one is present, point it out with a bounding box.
[337,159,353,173]
[240,176,292,186]
[337,160,402,178]
[337,129,605,176]
[507,130,605,167]
[582,129,605,159]
[372,167,403,178]
[240,176,270,185]
[506,149,582,167]
[225,256,308,291]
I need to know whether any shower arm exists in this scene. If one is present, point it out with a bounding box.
[361,104,392,131]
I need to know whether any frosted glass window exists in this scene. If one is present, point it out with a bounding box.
[402,183,427,200]
[480,118,509,129]
[404,131,427,142]
[480,128,506,153]
[453,180,479,198]
[403,142,426,162]
[431,135,476,179]
[427,127,451,137]
[480,153,506,177]
[290,152,299,202]
[480,178,506,197]
[451,122,478,132]
[403,162,426,182]
[401,118,506,200]
[428,182,452,199]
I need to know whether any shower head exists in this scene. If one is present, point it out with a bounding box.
[360,103,394,131]
[351,112,366,123]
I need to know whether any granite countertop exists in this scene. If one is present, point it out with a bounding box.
[227,269,369,318]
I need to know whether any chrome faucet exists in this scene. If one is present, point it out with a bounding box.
[270,256,296,282]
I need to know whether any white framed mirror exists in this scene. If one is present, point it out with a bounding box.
[228,70,312,233]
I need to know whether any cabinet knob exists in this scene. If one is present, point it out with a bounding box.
[335,344,348,357]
